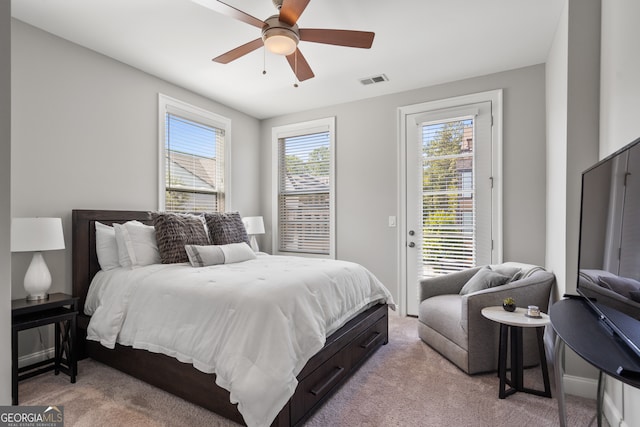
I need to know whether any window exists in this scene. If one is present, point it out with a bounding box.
[460,170,473,198]
[158,94,230,212]
[272,118,335,257]
[421,118,477,275]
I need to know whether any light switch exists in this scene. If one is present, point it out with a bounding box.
[388,216,397,227]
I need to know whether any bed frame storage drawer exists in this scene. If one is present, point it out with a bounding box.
[347,313,388,368]
[290,344,349,423]
[290,307,388,425]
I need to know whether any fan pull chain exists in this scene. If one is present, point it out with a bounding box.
[293,50,299,88]
[262,47,267,75]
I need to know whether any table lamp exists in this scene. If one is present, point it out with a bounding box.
[11,217,65,301]
[242,216,265,252]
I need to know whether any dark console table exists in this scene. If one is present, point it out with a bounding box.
[550,298,640,427]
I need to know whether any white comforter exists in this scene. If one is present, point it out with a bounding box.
[85,254,394,427]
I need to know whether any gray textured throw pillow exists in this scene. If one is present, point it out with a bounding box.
[153,212,210,264]
[460,266,511,295]
[204,212,250,245]
[491,265,523,282]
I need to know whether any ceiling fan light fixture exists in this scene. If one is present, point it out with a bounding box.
[208,2,374,82]
[262,28,298,56]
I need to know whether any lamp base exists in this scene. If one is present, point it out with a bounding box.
[26,293,50,302]
[249,235,259,252]
[23,252,53,302]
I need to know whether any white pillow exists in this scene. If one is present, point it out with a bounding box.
[124,221,161,266]
[95,221,120,271]
[114,221,160,268]
[113,222,136,268]
[185,242,256,267]
[221,242,257,264]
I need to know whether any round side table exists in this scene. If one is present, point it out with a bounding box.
[481,306,552,399]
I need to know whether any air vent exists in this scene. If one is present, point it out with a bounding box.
[359,74,389,85]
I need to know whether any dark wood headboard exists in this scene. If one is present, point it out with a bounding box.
[72,209,153,312]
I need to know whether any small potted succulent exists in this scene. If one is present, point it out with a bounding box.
[503,297,516,312]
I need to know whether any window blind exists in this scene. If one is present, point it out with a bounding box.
[421,118,476,276]
[278,131,331,254]
[165,113,225,213]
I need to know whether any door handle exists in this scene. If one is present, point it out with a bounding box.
[408,242,415,248]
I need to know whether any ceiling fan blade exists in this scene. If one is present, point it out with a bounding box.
[212,38,263,64]
[299,29,375,49]
[286,48,314,81]
[279,0,311,26]
[192,0,264,28]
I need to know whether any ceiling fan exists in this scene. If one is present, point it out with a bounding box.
[196,0,375,83]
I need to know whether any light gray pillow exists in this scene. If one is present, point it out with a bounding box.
[185,242,256,267]
[598,275,640,299]
[460,266,511,295]
[491,265,523,282]
[630,291,640,303]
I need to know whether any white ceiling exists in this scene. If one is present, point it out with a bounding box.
[11,0,564,119]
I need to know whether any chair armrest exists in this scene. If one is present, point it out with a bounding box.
[461,271,555,329]
[418,266,482,302]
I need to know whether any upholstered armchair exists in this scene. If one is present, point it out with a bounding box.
[417,262,555,374]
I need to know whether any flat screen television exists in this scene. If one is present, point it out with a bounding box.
[577,136,640,362]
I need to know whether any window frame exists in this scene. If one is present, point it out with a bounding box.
[158,94,232,212]
[271,117,336,259]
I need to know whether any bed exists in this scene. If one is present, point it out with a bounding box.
[72,209,392,427]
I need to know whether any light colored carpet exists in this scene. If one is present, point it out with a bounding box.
[19,314,597,426]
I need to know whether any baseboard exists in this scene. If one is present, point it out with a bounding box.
[602,390,625,427]
[563,373,598,399]
[565,376,631,427]
[18,347,54,369]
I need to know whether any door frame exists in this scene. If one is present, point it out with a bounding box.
[396,90,503,316]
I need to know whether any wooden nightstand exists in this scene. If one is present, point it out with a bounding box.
[11,292,79,405]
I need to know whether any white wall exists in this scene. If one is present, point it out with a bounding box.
[545,0,602,396]
[599,1,640,425]
[10,20,261,357]
[547,1,640,423]
[0,0,12,406]
[545,0,601,299]
[260,65,548,304]
[600,0,640,156]
[545,0,568,301]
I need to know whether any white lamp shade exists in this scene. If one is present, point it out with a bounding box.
[11,217,65,252]
[242,216,265,235]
